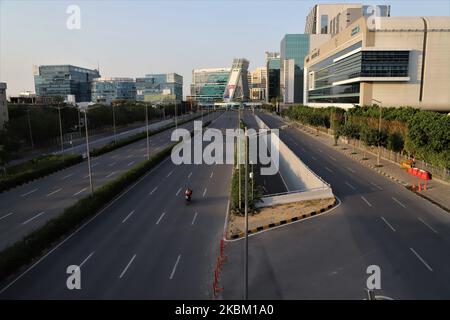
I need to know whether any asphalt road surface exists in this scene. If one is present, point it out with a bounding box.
[0,111,220,250]
[221,111,450,300]
[0,110,237,299]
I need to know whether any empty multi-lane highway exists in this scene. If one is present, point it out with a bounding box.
[222,111,450,300]
[0,112,219,250]
[0,110,237,299]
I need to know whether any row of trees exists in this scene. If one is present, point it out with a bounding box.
[284,105,450,169]
[0,102,191,161]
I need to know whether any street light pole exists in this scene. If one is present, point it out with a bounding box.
[27,109,34,150]
[57,107,64,153]
[372,99,383,167]
[112,104,117,144]
[145,105,150,160]
[175,102,178,130]
[83,109,94,195]
[244,127,249,300]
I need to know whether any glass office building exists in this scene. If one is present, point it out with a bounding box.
[190,68,231,104]
[280,34,311,103]
[307,41,410,104]
[34,65,100,102]
[265,52,281,103]
[91,77,136,105]
[135,73,183,104]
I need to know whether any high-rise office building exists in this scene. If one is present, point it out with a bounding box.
[265,52,281,103]
[249,67,267,101]
[280,34,330,103]
[304,3,390,35]
[190,68,231,104]
[34,65,100,102]
[0,83,9,129]
[224,58,250,102]
[91,77,136,105]
[135,73,183,104]
[304,16,450,111]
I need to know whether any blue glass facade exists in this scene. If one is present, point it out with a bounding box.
[191,69,230,103]
[34,65,100,102]
[135,73,183,103]
[91,78,136,104]
[280,34,311,103]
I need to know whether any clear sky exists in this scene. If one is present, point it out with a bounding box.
[1,0,449,97]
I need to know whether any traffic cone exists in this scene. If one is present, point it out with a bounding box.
[418,181,422,191]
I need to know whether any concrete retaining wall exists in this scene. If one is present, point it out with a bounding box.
[254,114,333,207]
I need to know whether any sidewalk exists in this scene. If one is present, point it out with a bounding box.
[280,115,450,213]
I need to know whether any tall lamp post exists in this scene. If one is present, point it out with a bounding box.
[26,108,34,150]
[112,104,117,144]
[372,98,383,167]
[82,107,94,195]
[145,105,150,160]
[57,107,64,153]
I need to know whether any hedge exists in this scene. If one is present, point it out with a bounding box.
[0,143,176,282]
[0,154,83,193]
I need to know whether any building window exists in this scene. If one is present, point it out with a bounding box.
[320,15,328,34]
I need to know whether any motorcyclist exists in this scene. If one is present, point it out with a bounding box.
[185,188,193,200]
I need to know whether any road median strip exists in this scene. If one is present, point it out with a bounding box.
[228,198,337,240]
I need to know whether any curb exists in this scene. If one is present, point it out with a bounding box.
[228,198,337,240]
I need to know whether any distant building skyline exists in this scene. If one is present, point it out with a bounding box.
[1,0,449,98]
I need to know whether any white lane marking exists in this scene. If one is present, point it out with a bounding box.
[73,187,87,196]
[311,156,317,161]
[361,196,372,207]
[210,171,214,178]
[83,174,90,179]
[156,212,166,225]
[346,167,356,173]
[126,154,134,159]
[325,166,333,173]
[21,188,38,197]
[188,172,192,179]
[105,171,116,178]
[410,248,433,272]
[0,212,14,221]
[91,163,99,168]
[111,155,118,159]
[381,216,396,232]
[176,188,182,196]
[62,173,74,180]
[203,188,207,198]
[345,181,355,190]
[166,170,173,178]
[0,158,171,295]
[127,161,135,167]
[392,197,406,208]
[318,148,323,153]
[169,254,181,280]
[370,182,383,191]
[109,162,117,167]
[418,217,438,234]
[122,210,136,223]
[22,211,45,225]
[191,212,198,225]
[119,254,137,279]
[329,155,337,161]
[149,186,158,195]
[46,188,62,197]
[79,251,95,268]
